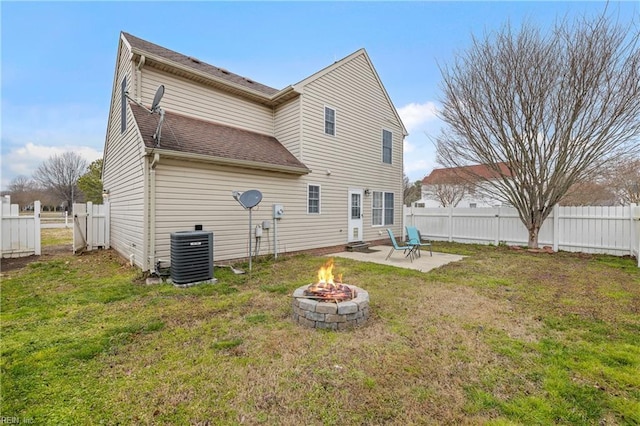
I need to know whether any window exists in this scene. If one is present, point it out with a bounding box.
[308,184,320,214]
[372,191,394,226]
[382,129,392,164]
[121,77,127,134]
[324,106,336,136]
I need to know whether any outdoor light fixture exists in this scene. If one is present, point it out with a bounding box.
[364,189,371,196]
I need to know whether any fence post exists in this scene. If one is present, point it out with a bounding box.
[448,205,453,242]
[553,204,560,252]
[86,201,93,251]
[494,207,500,245]
[104,201,111,249]
[34,201,41,256]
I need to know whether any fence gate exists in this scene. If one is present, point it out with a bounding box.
[1,196,41,258]
[73,202,110,254]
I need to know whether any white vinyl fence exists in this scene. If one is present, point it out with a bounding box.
[1,196,41,258]
[404,204,640,266]
[73,202,110,254]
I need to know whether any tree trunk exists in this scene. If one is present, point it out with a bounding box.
[528,226,540,249]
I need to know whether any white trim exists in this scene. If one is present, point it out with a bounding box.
[307,183,321,214]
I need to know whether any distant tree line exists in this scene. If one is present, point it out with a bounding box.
[3,153,103,211]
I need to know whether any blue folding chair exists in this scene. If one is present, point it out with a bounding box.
[406,226,432,257]
[386,228,416,261]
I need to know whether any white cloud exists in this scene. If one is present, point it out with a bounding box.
[397,101,442,181]
[397,102,438,133]
[1,102,107,189]
[1,142,102,189]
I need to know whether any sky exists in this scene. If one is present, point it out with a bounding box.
[1,1,638,190]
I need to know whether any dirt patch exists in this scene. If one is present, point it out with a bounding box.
[1,244,73,273]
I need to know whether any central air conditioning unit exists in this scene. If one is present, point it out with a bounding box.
[170,230,214,286]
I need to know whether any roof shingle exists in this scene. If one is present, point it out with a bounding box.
[130,103,309,174]
[122,32,279,96]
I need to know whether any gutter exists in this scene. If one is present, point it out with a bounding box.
[149,152,160,273]
[136,55,146,102]
[144,147,310,175]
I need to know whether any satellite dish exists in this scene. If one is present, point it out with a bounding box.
[231,189,263,273]
[150,85,165,112]
[238,190,262,209]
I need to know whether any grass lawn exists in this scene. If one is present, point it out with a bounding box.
[1,231,639,425]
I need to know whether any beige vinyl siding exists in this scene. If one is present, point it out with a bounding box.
[103,43,147,268]
[153,159,354,263]
[299,53,404,240]
[274,97,302,159]
[141,69,274,135]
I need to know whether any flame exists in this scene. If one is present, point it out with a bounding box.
[317,258,337,284]
[305,258,355,301]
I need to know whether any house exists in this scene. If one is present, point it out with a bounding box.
[416,163,511,208]
[102,32,407,271]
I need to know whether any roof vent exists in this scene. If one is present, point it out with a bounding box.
[245,78,254,84]
[219,68,230,75]
[188,56,201,64]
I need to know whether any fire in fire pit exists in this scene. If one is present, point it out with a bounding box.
[293,258,369,330]
[304,259,356,302]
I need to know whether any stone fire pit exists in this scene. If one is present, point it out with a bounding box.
[292,284,369,330]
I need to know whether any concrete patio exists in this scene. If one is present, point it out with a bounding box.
[327,245,465,273]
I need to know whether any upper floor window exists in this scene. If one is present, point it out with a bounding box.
[324,107,336,136]
[308,184,320,214]
[382,129,392,164]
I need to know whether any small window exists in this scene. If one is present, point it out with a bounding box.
[121,77,127,134]
[382,129,392,164]
[308,184,320,214]
[372,191,394,226]
[324,107,336,136]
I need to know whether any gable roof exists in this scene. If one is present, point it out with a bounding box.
[122,32,279,96]
[293,49,408,136]
[422,163,512,185]
[130,103,310,175]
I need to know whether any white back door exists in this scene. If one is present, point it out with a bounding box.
[348,189,363,242]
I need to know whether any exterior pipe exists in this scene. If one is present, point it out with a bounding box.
[149,152,159,273]
[136,55,146,102]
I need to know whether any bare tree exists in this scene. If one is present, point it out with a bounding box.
[33,152,88,210]
[559,180,616,206]
[605,157,640,205]
[422,181,469,207]
[7,175,38,210]
[436,14,640,248]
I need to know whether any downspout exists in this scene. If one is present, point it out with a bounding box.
[149,152,159,273]
[136,55,146,102]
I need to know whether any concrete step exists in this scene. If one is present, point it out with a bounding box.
[346,241,370,252]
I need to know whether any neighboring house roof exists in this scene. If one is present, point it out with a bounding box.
[122,32,279,97]
[130,103,310,175]
[422,163,512,185]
